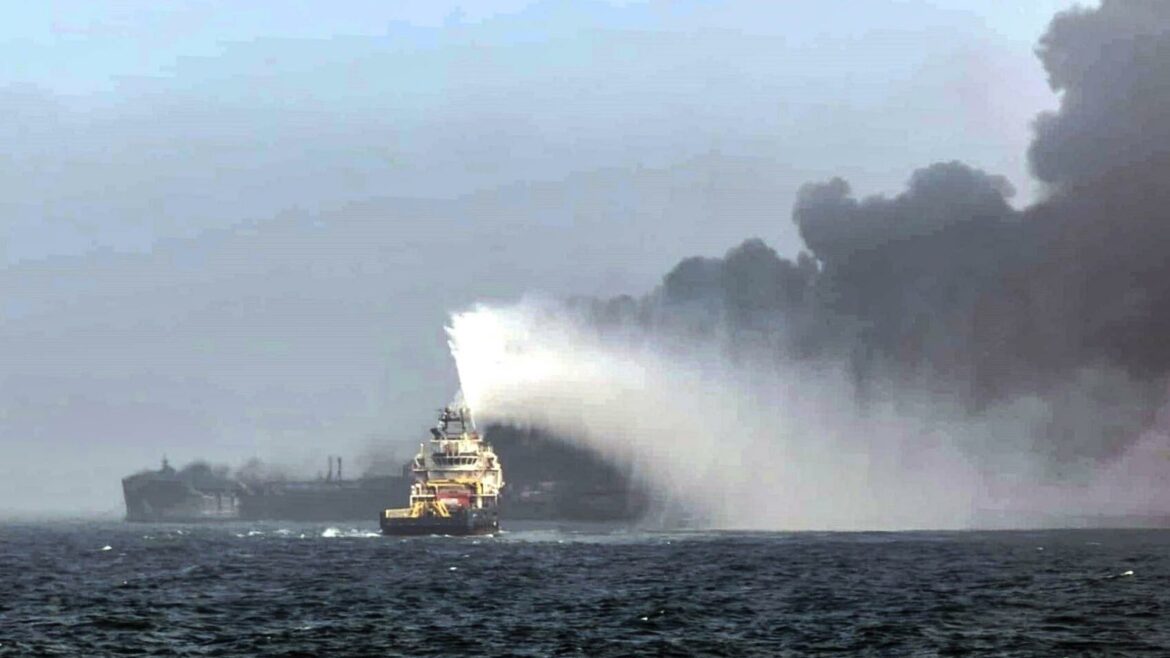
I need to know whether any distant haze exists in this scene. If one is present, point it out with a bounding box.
[2,1,1094,515]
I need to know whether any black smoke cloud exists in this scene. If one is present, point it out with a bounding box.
[1029,0,1170,189]
[575,0,1170,471]
[1026,0,1170,379]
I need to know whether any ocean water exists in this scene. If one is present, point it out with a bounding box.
[1,521,1167,656]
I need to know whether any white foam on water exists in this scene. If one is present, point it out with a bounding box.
[321,527,380,538]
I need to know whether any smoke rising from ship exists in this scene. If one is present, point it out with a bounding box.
[0,3,1157,517]
[448,301,1167,529]
[449,303,982,529]
[785,0,1170,467]
[447,1,1170,528]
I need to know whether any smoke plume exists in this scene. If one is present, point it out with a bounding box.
[446,1,1170,528]
[449,303,993,530]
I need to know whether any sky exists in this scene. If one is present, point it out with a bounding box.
[0,0,1088,514]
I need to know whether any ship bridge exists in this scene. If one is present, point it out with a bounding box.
[419,406,490,471]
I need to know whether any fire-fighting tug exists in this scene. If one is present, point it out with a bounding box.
[380,405,503,536]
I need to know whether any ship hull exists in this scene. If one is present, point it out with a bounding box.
[122,469,240,522]
[238,477,408,522]
[380,507,499,536]
[123,482,238,522]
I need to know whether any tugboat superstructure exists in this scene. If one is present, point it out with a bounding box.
[380,405,504,536]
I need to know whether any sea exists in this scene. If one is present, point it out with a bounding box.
[1,521,1167,656]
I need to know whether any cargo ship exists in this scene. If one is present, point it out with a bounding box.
[380,405,503,536]
[237,456,409,521]
[122,422,647,524]
[121,456,408,522]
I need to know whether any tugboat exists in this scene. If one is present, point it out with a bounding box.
[380,405,504,536]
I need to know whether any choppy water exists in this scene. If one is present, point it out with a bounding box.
[1,521,1168,656]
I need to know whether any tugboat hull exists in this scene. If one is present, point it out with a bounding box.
[380,507,499,536]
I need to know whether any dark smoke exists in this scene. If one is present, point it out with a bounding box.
[1029,0,1170,189]
[572,0,1170,474]
[1026,0,1170,379]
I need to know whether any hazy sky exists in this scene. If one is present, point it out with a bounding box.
[1,0,1087,514]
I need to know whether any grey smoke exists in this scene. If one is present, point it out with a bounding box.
[576,0,1170,481]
